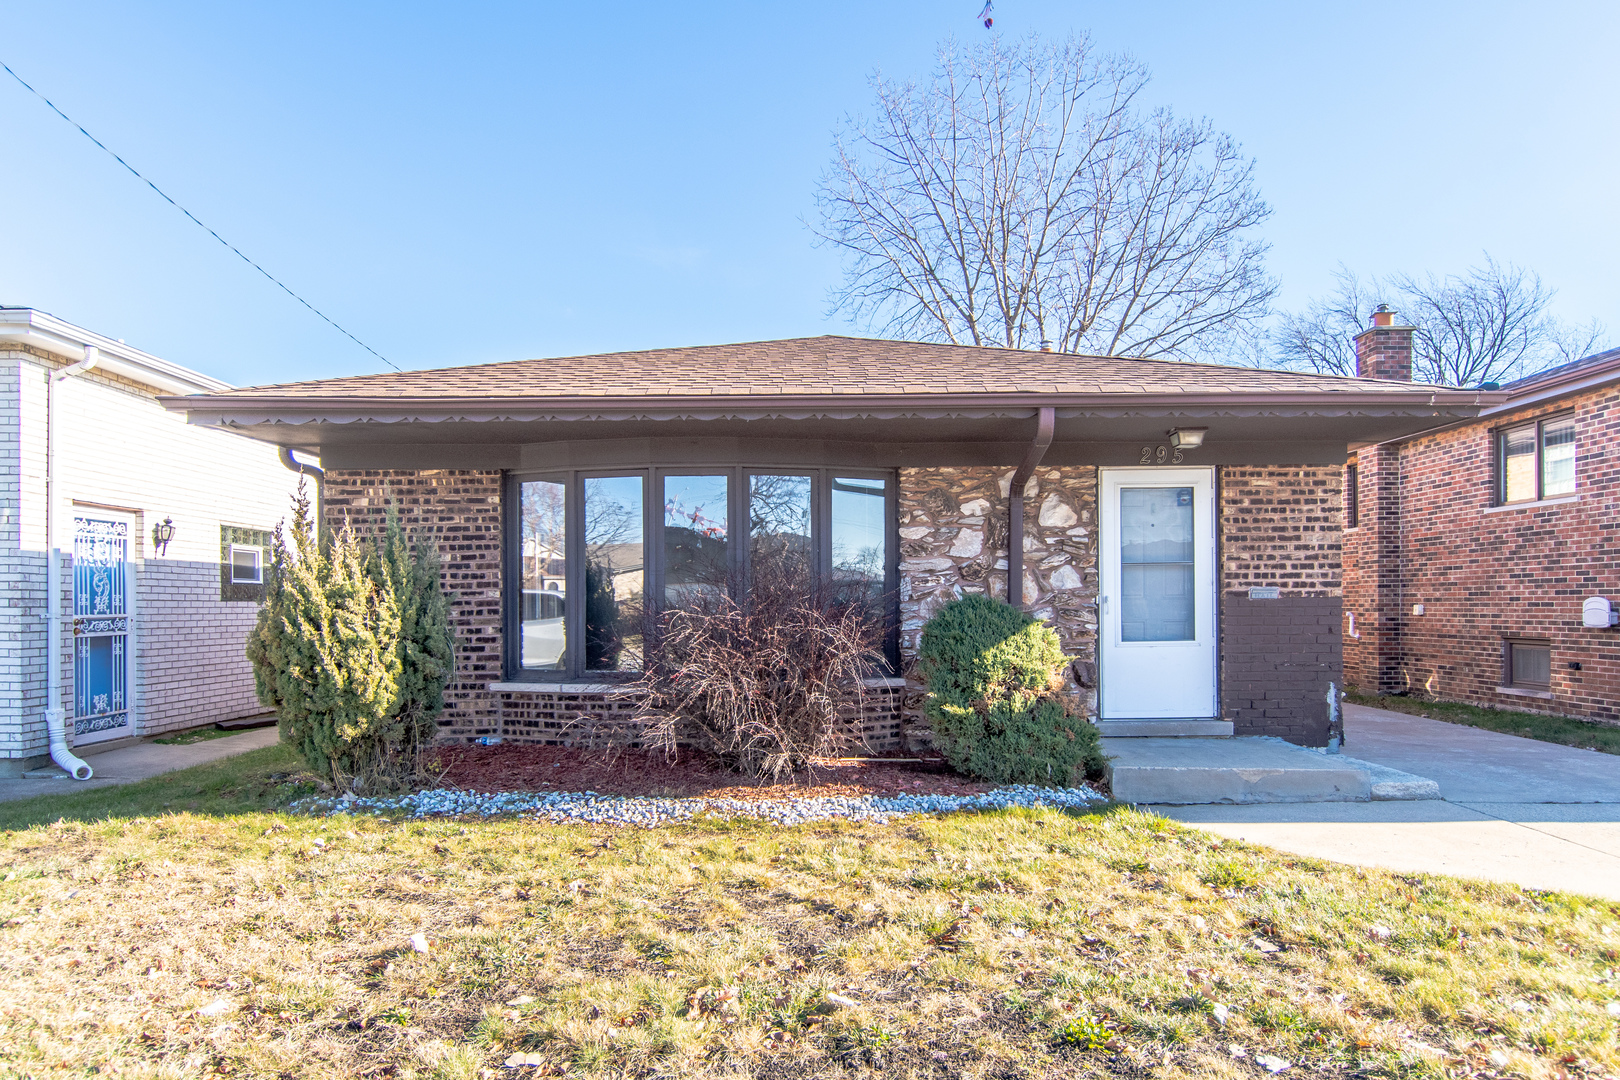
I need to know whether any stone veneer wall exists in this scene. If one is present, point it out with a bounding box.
[322,469,504,741]
[897,466,1100,721]
[1218,466,1344,745]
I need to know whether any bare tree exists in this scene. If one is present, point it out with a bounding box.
[814,34,1276,359]
[1270,257,1611,386]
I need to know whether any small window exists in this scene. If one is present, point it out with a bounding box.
[1505,640,1551,691]
[1498,413,1576,504]
[1345,464,1359,528]
[229,544,263,584]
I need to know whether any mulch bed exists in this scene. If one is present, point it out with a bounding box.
[428,743,997,801]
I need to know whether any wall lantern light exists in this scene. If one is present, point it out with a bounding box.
[1168,427,1208,450]
[152,517,176,556]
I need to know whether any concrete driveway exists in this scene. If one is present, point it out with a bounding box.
[1159,704,1620,900]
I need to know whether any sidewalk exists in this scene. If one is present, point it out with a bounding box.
[1156,704,1620,899]
[0,726,280,804]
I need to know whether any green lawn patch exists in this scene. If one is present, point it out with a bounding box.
[1346,690,1620,755]
[0,743,314,831]
[152,725,239,745]
[2,764,1618,1079]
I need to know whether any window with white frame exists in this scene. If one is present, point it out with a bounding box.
[506,467,896,681]
[1498,414,1576,504]
[229,544,263,585]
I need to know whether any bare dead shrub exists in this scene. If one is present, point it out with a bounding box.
[630,552,889,781]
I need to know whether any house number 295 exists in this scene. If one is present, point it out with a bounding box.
[1139,445,1185,465]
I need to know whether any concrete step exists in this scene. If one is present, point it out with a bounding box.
[1104,736,1440,805]
[1097,720,1234,738]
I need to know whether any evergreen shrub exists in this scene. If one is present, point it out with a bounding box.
[246,485,453,787]
[916,594,1104,785]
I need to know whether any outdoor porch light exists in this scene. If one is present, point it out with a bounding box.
[152,517,175,556]
[1168,427,1207,450]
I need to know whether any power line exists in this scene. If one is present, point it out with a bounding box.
[0,58,401,372]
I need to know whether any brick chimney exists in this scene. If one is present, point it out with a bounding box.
[1353,304,1414,381]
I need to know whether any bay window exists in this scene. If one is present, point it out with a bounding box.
[505,467,896,681]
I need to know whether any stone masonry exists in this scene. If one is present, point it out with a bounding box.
[898,465,1100,719]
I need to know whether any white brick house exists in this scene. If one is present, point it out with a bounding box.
[0,308,307,775]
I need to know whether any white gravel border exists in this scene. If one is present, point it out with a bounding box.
[296,783,1110,827]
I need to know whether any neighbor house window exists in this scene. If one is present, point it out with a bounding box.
[1345,464,1358,528]
[1504,639,1552,691]
[1498,414,1576,504]
[506,467,896,681]
[229,545,263,584]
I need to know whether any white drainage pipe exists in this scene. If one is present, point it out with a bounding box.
[43,345,100,781]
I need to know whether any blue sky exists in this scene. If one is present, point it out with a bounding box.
[2,1,1615,385]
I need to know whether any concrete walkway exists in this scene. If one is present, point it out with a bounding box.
[1158,704,1620,900]
[0,727,280,803]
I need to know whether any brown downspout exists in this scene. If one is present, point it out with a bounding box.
[1007,406,1056,608]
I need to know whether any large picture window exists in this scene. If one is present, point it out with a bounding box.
[1498,414,1576,504]
[506,467,896,681]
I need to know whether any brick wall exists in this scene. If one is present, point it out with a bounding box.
[1342,384,1620,722]
[321,469,504,741]
[1218,466,1344,744]
[2,348,302,769]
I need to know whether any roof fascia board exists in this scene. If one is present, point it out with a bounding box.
[0,308,232,395]
[1358,362,1620,449]
[162,388,1499,423]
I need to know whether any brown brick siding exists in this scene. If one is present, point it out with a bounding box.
[1342,385,1620,722]
[1217,466,1344,744]
[322,469,503,740]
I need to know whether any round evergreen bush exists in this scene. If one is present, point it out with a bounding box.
[916,594,1104,785]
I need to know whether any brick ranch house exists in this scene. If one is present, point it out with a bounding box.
[1345,311,1620,722]
[162,336,1493,750]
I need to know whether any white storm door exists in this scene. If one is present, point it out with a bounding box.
[1099,468,1216,720]
[71,512,136,744]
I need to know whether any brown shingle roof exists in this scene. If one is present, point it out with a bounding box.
[206,335,1437,400]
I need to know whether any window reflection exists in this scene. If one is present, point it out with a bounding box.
[832,476,888,600]
[663,474,729,605]
[584,476,644,671]
[749,474,813,581]
[1541,418,1576,497]
[519,479,567,670]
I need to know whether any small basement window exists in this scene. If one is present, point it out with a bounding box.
[1498,413,1576,504]
[1504,639,1551,691]
[229,544,263,585]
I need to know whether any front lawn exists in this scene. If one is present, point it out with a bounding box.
[2,753,1617,1079]
[1346,690,1620,756]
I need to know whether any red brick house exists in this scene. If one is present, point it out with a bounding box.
[1345,314,1620,722]
[162,337,1491,748]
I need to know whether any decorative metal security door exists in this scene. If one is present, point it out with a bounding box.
[72,513,134,743]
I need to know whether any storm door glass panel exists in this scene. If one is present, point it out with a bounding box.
[519,480,568,671]
[1119,487,1195,642]
[663,475,729,606]
[748,474,813,584]
[831,476,888,601]
[1541,417,1576,497]
[584,476,645,672]
[1501,424,1537,502]
[72,516,131,735]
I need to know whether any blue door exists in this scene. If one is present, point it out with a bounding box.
[72,514,133,742]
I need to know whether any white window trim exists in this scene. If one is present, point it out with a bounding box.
[1482,494,1580,514]
[229,544,264,585]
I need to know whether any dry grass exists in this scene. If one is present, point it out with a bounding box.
[2,761,1619,1079]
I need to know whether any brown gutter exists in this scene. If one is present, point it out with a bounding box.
[1007,407,1056,608]
[159,388,1504,417]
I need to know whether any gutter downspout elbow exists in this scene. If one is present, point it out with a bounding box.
[45,345,101,781]
[278,447,324,481]
[1007,406,1056,609]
